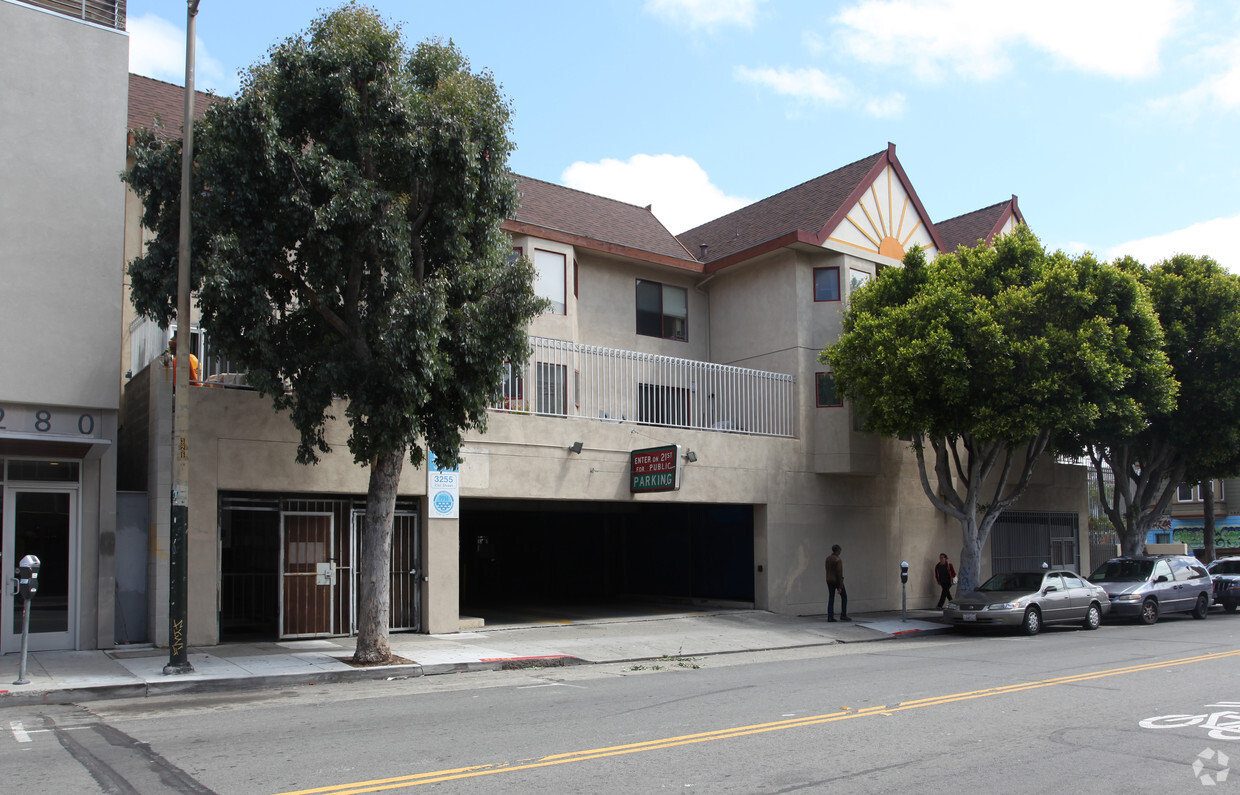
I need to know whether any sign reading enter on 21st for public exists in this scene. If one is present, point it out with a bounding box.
[630,445,681,493]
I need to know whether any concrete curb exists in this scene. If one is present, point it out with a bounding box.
[0,617,952,706]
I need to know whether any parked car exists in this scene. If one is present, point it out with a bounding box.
[1207,556,1240,613]
[1087,555,1212,624]
[944,570,1110,636]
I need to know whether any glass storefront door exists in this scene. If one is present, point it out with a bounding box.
[2,487,77,653]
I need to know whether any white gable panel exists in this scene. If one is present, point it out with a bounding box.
[823,165,936,261]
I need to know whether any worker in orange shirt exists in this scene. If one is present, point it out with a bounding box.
[168,338,200,383]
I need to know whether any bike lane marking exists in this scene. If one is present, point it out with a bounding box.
[277,648,1240,794]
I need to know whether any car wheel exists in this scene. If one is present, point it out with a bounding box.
[1082,603,1102,630]
[1140,599,1159,625]
[1022,607,1042,636]
[1193,593,1210,620]
[1226,600,1238,614]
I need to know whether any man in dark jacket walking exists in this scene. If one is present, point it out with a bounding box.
[825,545,849,621]
[934,553,956,609]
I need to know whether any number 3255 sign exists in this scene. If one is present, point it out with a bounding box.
[0,404,102,438]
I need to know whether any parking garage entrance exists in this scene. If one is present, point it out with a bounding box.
[459,499,754,624]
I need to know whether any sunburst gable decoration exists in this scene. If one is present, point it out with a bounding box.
[826,164,938,260]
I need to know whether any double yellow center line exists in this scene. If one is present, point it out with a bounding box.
[280,649,1240,794]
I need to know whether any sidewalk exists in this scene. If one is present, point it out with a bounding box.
[0,608,950,706]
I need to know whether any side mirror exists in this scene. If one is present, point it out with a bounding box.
[1043,585,1059,594]
[1155,575,1169,583]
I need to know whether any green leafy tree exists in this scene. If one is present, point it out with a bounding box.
[823,227,1174,591]
[1084,255,1240,557]
[125,6,545,662]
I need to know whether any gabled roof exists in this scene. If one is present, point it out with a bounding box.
[936,196,1025,252]
[128,73,222,139]
[506,175,700,270]
[677,143,944,272]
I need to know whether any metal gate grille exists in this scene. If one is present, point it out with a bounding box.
[991,511,1080,574]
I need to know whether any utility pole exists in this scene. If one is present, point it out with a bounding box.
[165,0,200,676]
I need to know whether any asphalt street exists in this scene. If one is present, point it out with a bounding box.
[4,611,1240,793]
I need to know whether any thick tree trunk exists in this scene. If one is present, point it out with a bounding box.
[1204,480,1217,563]
[353,447,405,664]
[957,522,984,594]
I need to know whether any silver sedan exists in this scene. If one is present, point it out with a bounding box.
[945,570,1111,635]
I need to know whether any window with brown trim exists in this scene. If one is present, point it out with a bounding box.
[814,267,840,301]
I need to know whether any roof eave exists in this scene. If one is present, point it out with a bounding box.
[703,230,821,273]
[503,219,704,273]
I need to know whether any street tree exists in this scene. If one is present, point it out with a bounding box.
[1084,255,1240,557]
[125,6,545,662]
[823,227,1174,590]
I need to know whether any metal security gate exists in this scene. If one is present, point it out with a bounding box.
[280,512,336,637]
[353,509,420,632]
[991,511,1081,574]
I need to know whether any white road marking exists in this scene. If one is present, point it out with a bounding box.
[10,721,31,743]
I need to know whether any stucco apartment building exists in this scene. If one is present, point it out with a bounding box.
[116,70,1084,648]
[3,7,1085,651]
[0,0,127,656]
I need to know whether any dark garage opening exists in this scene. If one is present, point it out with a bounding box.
[460,500,754,623]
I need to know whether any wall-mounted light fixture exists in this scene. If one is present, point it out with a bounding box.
[684,450,697,462]
[569,441,584,454]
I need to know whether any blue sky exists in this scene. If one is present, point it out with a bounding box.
[127,0,1240,270]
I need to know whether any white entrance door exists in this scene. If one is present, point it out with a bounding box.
[2,487,77,653]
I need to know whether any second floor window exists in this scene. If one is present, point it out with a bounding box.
[814,267,840,301]
[535,249,566,314]
[636,279,687,341]
[815,373,843,407]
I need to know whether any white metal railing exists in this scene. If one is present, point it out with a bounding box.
[129,319,796,436]
[21,1,126,30]
[489,337,796,438]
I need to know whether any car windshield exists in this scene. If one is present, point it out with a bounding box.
[978,573,1045,592]
[1209,560,1240,575]
[1089,559,1154,582]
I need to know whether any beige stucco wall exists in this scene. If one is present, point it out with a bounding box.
[134,364,1086,642]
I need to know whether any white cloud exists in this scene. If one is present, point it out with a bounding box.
[1104,213,1240,274]
[644,0,767,30]
[833,0,1188,82]
[733,66,905,118]
[1164,35,1240,112]
[734,66,852,106]
[561,154,750,235]
[128,13,234,94]
[864,92,906,118]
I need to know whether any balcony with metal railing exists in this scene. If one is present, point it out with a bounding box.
[19,0,125,29]
[490,337,796,438]
[129,319,797,438]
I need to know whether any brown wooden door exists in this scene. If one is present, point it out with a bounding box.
[281,512,334,637]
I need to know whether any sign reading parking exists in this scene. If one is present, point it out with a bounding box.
[630,445,681,493]
[428,451,460,519]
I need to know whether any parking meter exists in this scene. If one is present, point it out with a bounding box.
[900,560,910,621]
[12,555,40,686]
[16,554,40,599]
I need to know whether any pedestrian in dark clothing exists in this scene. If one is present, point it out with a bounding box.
[825,544,849,621]
[935,553,956,609]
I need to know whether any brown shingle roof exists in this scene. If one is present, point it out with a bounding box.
[936,197,1024,252]
[677,150,886,265]
[508,175,698,267]
[128,73,222,139]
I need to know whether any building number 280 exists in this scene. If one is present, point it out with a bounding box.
[0,406,97,436]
